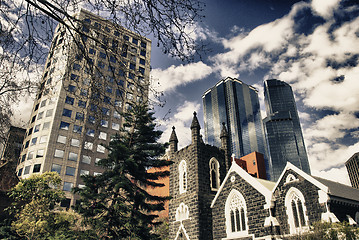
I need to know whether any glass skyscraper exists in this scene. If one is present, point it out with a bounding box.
[202,77,269,176]
[263,79,310,181]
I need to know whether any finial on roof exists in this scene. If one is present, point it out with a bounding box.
[169,126,178,142]
[220,122,228,138]
[191,111,201,129]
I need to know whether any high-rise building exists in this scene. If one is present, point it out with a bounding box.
[202,77,269,176]
[16,9,151,206]
[345,152,359,189]
[263,79,310,181]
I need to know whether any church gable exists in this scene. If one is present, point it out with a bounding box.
[272,164,327,235]
[211,164,272,240]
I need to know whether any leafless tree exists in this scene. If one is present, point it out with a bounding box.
[0,0,206,143]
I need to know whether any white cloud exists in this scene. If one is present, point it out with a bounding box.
[312,167,350,185]
[311,0,341,19]
[157,101,201,149]
[151,61,212,93]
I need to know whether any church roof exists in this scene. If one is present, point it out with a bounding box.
[256,178,275,191]
[313,176,359,202]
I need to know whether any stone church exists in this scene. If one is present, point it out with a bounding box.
[168,112,359,240]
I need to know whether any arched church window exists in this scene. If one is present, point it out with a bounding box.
[179,160,187,194]
[175,202,189,221]
[209,158,220,191]
[285,187,308,234]
[225,189,248,238]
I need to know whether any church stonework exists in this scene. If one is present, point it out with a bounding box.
[168,113,229,240]
[168,112,359,240]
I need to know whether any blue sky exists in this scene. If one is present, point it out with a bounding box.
[150,0,359,185]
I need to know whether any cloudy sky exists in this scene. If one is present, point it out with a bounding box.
[150,0,359,185]
[8,0,359,184]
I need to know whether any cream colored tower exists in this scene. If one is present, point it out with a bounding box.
[16,9,151,206]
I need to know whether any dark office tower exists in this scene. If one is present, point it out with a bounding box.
[263,79,310,181]
[202,77,269,175]
[345,152,359,189]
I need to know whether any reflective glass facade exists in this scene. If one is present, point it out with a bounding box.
[263,79,310,181]
[203,77,269,177]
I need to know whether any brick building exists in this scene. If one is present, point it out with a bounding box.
[168,112,359,240]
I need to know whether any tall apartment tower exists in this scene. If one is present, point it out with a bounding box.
[345,152,359,189]
[263,79,310,181]
[16,9,151,206]
[202,77,269,177]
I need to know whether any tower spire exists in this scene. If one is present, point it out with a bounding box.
[191,111,201,144]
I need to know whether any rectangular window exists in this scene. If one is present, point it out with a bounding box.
[94,172,102,176]
[43,122,50,130]
[40,99,47,108]
[54,149,64,158]
[110,56,116,63]
[31,137,37,146]
[65,166,76,176]
[68,152,78,161]
[128,72,134,79]
[36,149,44,158]
[89,48,96,54]
[141,41,147,48]
[24,140,29,149]
[98,61,105,69]
[18,168,23,176]
[21,154,26,162]
[114,100,122,107]
[99,132,107,140]
[90,104,97,112]
[112,122,120,130]
[130,63,135,70]
[102,107,110,115]
[62,108,72,117]
[23,165,31,175]
[106,86,113,94]
[80,89,88,96]
[140,49,146,57]
[27,151,34,160]
[86,129,95,137]
[45,109,53,117]
[73,63,81,71]
[65,96,75,105]
[57,135,67,144]
[82,155,91,164]
[34,124,40,133]
[60,121,70,130]
[132,38,138,45]
[34,103,39,111]
[28,128,33,136]
[76,112,84,121]
[80,169,89,176]
[139,67,145,75]
[73,125,82,133]
[78,100,86,108]
[116,89,123,97]
[71,138,80,147]
[113,111,121,119]
[99,52,106,59]
[51,164,62,174]
[39,135,48,144]
[31,115,36,123]
[123,35,129,41]
[97,145,105,153]
[119,69,125,77]
[68,85,76,92]
[70,74,79,81]
[139,58,145,65]
[126,93,133,100]
[84,142,93,150]
[37,111,44,120]
[63,182,73,191]
[33,164,41,173]
[88,115,95,124]
[100,120,108,128]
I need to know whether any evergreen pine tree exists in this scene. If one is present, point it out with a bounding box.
[74,103,172,239]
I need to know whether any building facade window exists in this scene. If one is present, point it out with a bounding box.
[225,189,248,238]
[209,158,220,191]
[179,160,187,194]
[51,164,62,174]
[285,187,308,234]
[175,202,189,222]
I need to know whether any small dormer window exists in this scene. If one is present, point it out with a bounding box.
[179,160,187,194]
[286,174,297,184]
